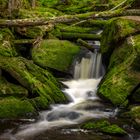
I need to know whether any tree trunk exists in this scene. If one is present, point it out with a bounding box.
[55,32,101,40]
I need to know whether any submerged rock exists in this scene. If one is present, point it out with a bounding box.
[98,18,140,106]
[46,110,81,121]
[32,39,80,72]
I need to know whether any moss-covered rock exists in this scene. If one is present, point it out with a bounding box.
[0,28,17,57]
[99,34,140,106]
[0,56,66,109]
[0,76,28,98]
[0,97,36,118]
[81,119,127,135]
[101,18,140,59]
[32,39,80,72]
[98,18,140,106]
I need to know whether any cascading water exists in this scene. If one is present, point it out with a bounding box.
[74,51,105,79]
[0,42,115,140]
[2,50,115,140]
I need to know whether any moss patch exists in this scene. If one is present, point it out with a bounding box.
[101,18,140,59]
[0,97,36,118]
[32,39,80,72]
[81,119,127,135]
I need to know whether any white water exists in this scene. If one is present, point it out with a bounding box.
[1,51,114,140]
[74,51,105,79]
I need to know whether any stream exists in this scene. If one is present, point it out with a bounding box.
[0,42,140,140]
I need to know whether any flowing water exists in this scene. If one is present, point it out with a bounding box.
[0,50,140,140]
[0,50,116,140]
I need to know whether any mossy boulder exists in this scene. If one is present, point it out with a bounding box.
[81,119,127,135]
[99,34,140,106]
[0,76,28,98]
[32,39,80,72]
[101,18,140,63]
[98,18,140,106]
[0,56,66,110]
[0,97,36,118]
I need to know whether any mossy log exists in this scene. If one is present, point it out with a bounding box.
[0,9,140,27]
[77,39,94,52]
[56,32,101,40]
[14,39,35,44]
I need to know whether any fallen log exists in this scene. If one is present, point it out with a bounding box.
[56,32,101,40]
[77,38,94,52]
[14,39,35,44]
[0,9,140,27]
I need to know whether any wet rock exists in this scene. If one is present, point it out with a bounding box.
[46,110,81,121]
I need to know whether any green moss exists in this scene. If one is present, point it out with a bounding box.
[0,97,36,118]
[99,34,140,106]
[18,8,57,18]
[0,28,17,57]
[32,39,80,72]
[82,120,127,135]
[56,24,98,33]
[0,56,66,109]
[23,26,45,39]
[0,76,28,98]
[129,106,140,129]
[101,18,140,54]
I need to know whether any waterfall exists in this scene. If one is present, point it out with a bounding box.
[12,49,113,140]
[74,51,104,79]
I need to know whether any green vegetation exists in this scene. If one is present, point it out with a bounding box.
[0,97,36,118]
[0,76,28,98]
[81,120,127,135]
[32,39,80,72]
[98,18,140,106]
